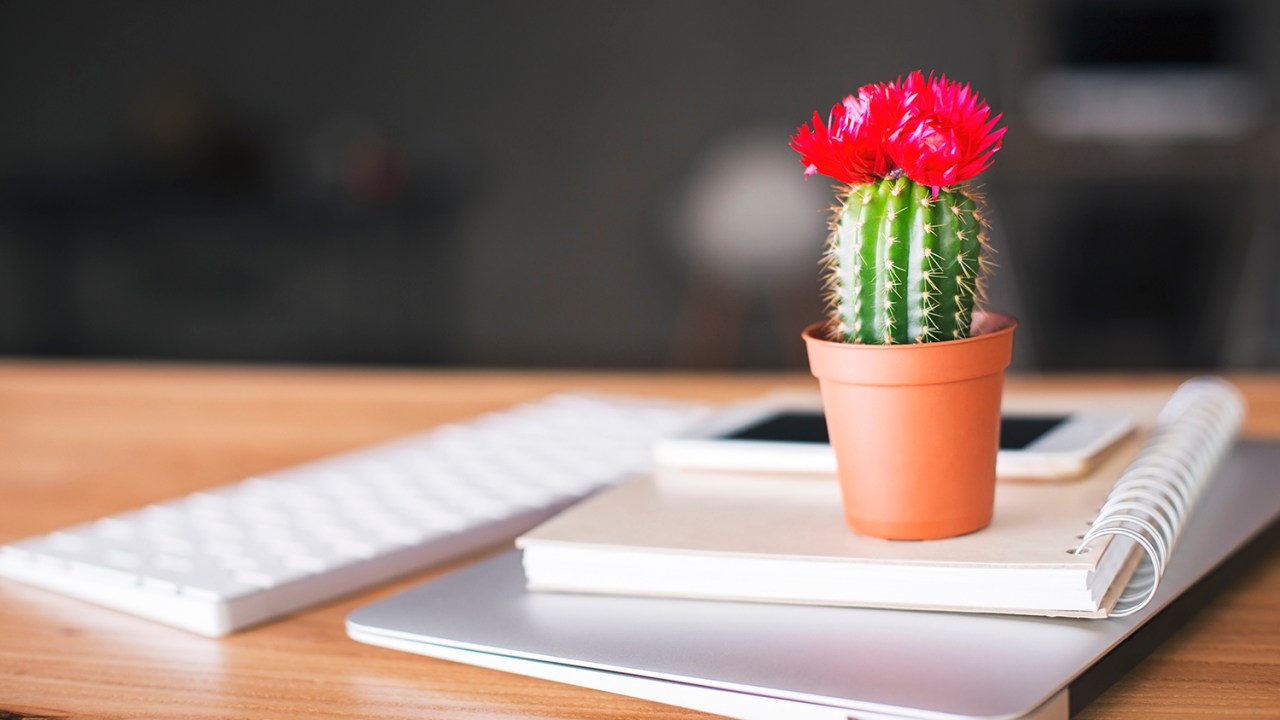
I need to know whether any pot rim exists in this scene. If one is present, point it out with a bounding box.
[802,310,1018,351]
[802,310,1017,385]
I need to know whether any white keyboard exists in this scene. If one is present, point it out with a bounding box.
[0,393,710,636]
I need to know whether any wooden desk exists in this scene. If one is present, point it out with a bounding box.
[1,363,1277,719]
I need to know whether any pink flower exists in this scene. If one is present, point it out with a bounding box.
[789,82,906,185]
[887,72,1005,187]
[790,71,1004,189]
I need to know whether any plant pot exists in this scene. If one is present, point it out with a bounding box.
[801,312,1017,540]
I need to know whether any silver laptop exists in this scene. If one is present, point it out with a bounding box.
[348,441,1280,720]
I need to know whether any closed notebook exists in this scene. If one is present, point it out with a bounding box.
[517,378,1244,619]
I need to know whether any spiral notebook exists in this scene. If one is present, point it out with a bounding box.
[517,378,1245,618]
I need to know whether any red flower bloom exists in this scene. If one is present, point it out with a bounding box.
[888,72,1005,188]
[789,82,905,185]
[791,71,1004,189]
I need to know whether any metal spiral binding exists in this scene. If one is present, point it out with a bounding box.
[1075,377,1245,618]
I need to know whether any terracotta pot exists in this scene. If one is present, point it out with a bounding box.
[802,312,1017,540]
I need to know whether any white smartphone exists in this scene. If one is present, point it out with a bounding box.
[654,400,1134,480]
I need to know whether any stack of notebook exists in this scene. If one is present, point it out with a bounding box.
[348,378,1280,720]
[518,378,1241,619]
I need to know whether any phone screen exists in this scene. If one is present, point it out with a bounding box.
[723,413,1067,451]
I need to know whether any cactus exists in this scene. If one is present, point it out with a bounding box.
[826,176,987,344]
[791,71,1005,344]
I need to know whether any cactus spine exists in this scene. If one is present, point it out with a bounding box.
[825,176,988,344]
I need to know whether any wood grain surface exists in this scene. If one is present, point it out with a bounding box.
[0,362,1277,719]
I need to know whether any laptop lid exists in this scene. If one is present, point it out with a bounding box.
[348,441,1280,719]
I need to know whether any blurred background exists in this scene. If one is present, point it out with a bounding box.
[1,0,1277,371]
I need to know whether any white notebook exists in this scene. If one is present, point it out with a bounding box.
[518,378,1244,618]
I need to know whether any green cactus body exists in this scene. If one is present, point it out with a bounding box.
[825,176,987,344]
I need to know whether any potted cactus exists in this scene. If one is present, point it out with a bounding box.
[791,71,1014,541]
